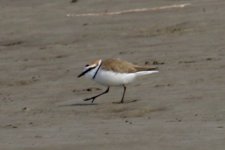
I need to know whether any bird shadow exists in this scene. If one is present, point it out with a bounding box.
[57,99,139,107]
[58,102,98,107]
[112,99,139,104]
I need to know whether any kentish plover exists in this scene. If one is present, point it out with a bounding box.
[78,58,158,103]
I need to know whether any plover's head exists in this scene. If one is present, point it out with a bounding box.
[77,59,102,78]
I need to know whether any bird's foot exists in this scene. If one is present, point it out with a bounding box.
[83,97,96,103]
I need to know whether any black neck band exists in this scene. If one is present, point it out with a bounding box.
[93,62,102,79]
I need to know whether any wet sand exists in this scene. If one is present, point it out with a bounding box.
[1,0,225,149]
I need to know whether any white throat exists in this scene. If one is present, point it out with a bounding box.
[85,60,102,79]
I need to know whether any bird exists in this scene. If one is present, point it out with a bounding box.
[77,58,158,103]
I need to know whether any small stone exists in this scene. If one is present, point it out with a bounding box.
[206,58,212,61]
[144,61,149,65]
[86,88,92,92]
[71,0,78,3]
[83,23,88,26]
[153,61,165,65]
[34,135,42,138]
[22,107,29,111]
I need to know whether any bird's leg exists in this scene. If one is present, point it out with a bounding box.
[120,85,126,103]
[83,86,110,103]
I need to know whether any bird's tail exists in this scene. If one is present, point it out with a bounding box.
[134,65,158,76]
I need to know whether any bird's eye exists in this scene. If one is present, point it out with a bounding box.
[85,64,89,67]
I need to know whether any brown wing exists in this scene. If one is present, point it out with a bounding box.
[102,58,157,73]
[134,65,158,72]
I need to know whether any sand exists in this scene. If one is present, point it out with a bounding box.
[0,0,225,149]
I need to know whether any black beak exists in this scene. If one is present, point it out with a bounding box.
[77,67,93,78]
[77,71,85,78]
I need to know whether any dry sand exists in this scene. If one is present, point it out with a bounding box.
[1,0,225,149]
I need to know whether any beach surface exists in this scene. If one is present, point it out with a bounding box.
[1,0,225,149]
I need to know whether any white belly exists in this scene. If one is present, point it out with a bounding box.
[84,67,158,86]
[94,70,136,86]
